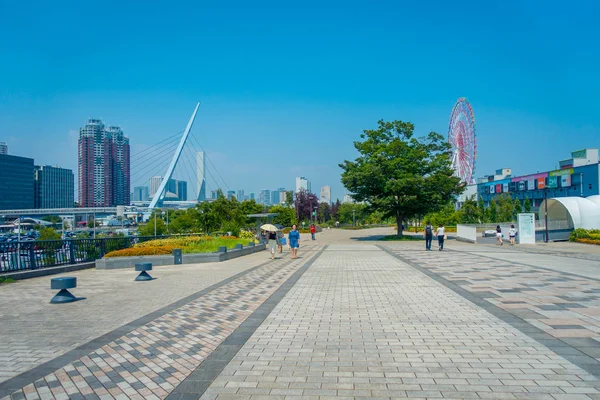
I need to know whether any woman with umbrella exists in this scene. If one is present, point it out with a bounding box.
[261,224,279,260]
[274,224,285,254]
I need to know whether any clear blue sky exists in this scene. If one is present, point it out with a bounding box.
[1,0,599,201]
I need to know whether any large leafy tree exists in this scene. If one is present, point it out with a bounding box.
[295,189,319,223]
[340,120,464,236]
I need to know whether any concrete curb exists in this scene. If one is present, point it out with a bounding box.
[95,244,267,270]
[0,262,96,281]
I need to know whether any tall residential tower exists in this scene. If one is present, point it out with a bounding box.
[78,119,130,207]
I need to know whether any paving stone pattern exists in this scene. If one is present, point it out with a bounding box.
[198,244,600,399]
[1,250,317,400]
[385,244,600,348]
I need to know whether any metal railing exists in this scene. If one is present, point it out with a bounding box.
[0,235,170,273]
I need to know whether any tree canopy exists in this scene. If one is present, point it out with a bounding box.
[340,120,464,235]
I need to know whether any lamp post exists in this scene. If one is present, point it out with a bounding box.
[544,189,549,243]
[154,211,157,238]
[166,210,169,234]
[352,209,356,227]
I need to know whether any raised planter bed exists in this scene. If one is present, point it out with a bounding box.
[95,243,266,270]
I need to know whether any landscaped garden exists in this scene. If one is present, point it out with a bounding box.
[104,236,256,258]
[570,229,600,245]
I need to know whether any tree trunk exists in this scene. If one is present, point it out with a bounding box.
[396,216,403,237]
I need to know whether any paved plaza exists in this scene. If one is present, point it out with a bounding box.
[3,228,600,399]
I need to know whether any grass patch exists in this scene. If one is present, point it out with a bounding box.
[379,235,423,241]
[0,276,16,284]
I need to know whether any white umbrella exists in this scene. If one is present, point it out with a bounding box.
[260,224,279,232]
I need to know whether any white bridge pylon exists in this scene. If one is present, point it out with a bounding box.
[148,102,200,211]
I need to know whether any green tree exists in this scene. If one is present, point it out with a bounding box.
[318,202,332,223]
[285,190,294,207]
[477,197,487,223]
[138,213,167,236]
[458,195,479,224]
[497,193,515,222]
[269,204,297,227]
[338,203,366,225]
[340,120,464,236]
[513,198,522,220]
[38,227,61,241]
[489,197,498,223]
[524,196,532,213]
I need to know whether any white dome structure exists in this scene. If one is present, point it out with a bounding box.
[539,196,600,230]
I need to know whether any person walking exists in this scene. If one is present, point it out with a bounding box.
[496,225,503,246]
[310,224,316,240]
[267,230,278,260]
[288,224,300,259]
[509,224,517,246]
[424,221,433,251]
[435,224,445,251]
[277,229,285,253]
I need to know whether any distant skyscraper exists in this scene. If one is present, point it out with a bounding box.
[34,165,75,209]
[250,192,255,200]
[211,190,219,199]
[0,154,34,209]
[149,176,162,198]
[259,189,271,205]
[343,194,355,204]
[279,190,287,204]
[133,186,149,202]
[227,190,236,200]
[0,142,7,155]
[197,151,206,201]
[237,190,245,201]
[177,180,188,201]
[78,119,130,207]
[320,185,331,204]
[271,190,279,205]
[295,176,310,193]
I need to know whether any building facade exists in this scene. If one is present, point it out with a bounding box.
[34,165,74,208]
[0,142,7,155]
[320,185,331,204]
[133,186,149,202]
[0,154,34,209]
[295,176,310,193]
[177,181,188,201]
[78,119,130,207]
[477,149,600,210]
[259,189,271,205]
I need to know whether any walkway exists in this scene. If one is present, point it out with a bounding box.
[2,229,600,399]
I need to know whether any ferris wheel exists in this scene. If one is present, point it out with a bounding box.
[448,97,477,184]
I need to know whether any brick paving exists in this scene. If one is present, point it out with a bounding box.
[200,244,600,399]
[385,242,600,351]
[0,248,319,400]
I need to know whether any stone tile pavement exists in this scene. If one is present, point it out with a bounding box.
[0,246,322,400]
[199,244,600,400]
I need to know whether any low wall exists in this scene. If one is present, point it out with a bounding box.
[0,262,96,281]
[95,244,266,270]
[456,224,477,243]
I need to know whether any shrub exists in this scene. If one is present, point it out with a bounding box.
[104,246,174,258]
[134,236,211,248]
[575,238,600,246]
[239,230,255,240]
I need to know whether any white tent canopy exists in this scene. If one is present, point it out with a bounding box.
[539,196,600,230]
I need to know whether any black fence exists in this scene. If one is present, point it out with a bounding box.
[0,235,170,273]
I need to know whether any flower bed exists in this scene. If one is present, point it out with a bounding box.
[104,236,255,258]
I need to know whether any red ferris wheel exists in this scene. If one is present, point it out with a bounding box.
[448,97,477,184]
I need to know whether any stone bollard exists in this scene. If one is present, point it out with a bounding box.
[218,246,227,253]
[50,277,79,304]
[247,241,255,247]
[135,262,154,281]
[235,244,243,250]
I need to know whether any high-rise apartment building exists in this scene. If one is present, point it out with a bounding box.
[133,186,149,202]
[0,154,34,209]
[259,189,271,205]
[149,176,162,198]
[250,192,255,200]
[177,180,188,201]
[0,142,7,155]
[295,176,310,193]
[320,185,331,204]
[237,190,245,201]
[34,165,74,208]
[227,190,236,200]
[197,151,206,201]
[78,119,130,207]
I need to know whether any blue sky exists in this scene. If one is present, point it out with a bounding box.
[1,0,599,201]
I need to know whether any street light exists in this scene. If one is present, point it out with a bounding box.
[352,209,356,227]
[544,189,549,243]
